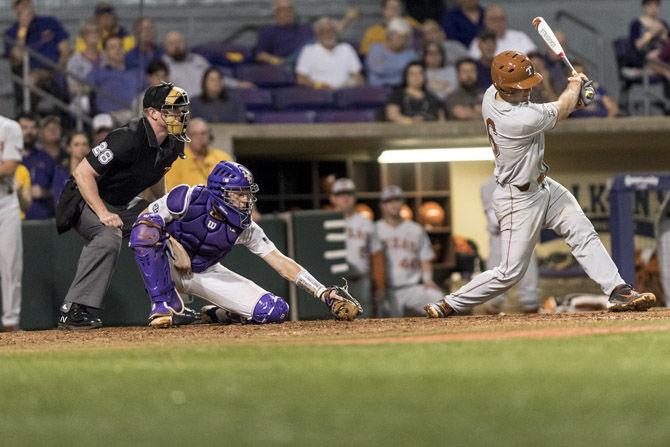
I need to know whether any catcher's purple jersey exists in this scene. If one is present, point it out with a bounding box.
[147,184,276,273]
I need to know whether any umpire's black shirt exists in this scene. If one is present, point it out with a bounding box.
[86,117,184,207]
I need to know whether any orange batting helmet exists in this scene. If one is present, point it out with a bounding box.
[491,51,543,93]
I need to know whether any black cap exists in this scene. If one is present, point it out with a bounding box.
[142,82,174,109]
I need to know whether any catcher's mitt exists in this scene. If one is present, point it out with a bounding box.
[322,281,363,321]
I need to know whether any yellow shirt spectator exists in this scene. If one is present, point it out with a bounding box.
[166,146,233,190]
[14,164,32,220]
[359,16,419,55]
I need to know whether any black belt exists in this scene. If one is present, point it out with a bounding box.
[515,173,546,192]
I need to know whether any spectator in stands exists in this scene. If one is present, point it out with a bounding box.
[38,115,67,169]
[423,41,458,100]
[474,29,495,88]
[76,2,133,53]
[15,163,32,220]
[296,17,363,90]
[17,112,56,220]
[67,20,103,115]
[359,0,419,55]
[420,19,469,66]
[569,61,619,118]
[87,35,144,114]
[111,59,170,124]
[162,31,210,97]
[440,0,485,47]
[190,68,247,123]
[528,52,558,103]
[125,18,163,70]
[255,0,314,65]
[386,61,445,123]
[52,130,90,204]
[468,4,536,59]
[4,0,70,110]
[165,118,233,190]
[91,113,114,145]
[366,18,418,87]
[65,131,91,174]
[629,0,669,68]
[445,58,484,120]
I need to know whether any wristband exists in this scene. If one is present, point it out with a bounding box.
[295,270,327,301]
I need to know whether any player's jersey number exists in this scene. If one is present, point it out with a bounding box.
[485,118,500,158]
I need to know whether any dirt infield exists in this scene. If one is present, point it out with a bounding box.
[2,308,670,352]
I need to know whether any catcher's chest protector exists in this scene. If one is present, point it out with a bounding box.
[167,186,241,273]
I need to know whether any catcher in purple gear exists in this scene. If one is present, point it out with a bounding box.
[130,161,362,328]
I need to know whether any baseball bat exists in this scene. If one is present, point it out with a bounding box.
[532,16,593,99]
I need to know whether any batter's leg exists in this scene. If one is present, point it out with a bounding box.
[0,201,22,328]
[486,233,506,311]
[440,185,548,313]
[516,250,540,312]
[658,218,670,307]
[543,178,623,295]
[399,285,445,316]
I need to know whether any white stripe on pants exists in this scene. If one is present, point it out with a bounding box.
[0,198,22,326]
[445,177,623,312]
[171,263,269,318]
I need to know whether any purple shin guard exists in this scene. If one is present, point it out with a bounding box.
[251,293,289,324]
[130,214,184,314]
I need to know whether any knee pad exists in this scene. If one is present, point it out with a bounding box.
[251,293,289,324]
[130,213,166,248]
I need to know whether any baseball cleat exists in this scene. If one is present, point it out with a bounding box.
[608,285,656,312]
[57,303,103,330]
[200,305,247,325]
[149,302,174,328]
[424,300,455,318]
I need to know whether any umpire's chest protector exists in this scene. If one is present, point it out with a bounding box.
[166,186,241,273]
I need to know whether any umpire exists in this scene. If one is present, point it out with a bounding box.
[56,82,190,330]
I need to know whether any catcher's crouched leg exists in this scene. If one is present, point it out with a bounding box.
[252,293,289,324]
[201,293,289,325]
[129,214,185,328]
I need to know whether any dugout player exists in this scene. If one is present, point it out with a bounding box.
[425,50,656,318]
[329,178,385,317]
[0,114,24,332]
[376,185,444,317]
[56,82,191,330]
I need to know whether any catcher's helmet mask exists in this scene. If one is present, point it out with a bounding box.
[491,50,543,97]
[207,161,259,229]
[144,81,191,142]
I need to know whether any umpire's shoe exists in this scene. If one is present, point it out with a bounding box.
[58,302,103,330]
[424,299,456,318]
[608,284,656,312]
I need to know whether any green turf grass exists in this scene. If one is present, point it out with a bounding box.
[2,332,670,446]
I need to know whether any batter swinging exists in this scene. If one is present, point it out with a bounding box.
[425,50,656,318]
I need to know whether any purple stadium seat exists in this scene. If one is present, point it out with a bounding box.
[316,110,378,123]
[335,86,390,109]
[237,88,274,111]
[235,64,295,88]
[191,42,250,66]
[252,111,316,124]
[273,87,334,110]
